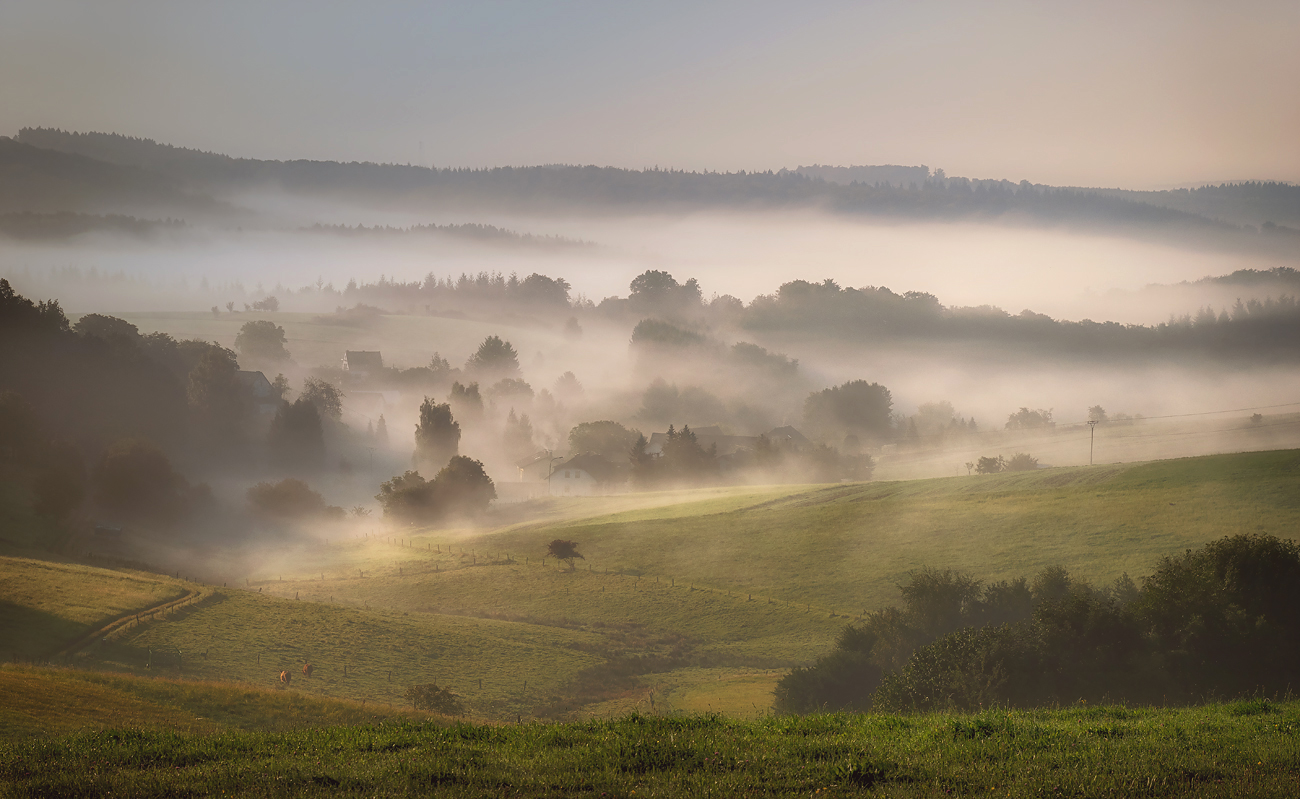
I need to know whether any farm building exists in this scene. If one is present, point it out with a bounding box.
[549,453,621,496]
[342,350,384,376]
[234,370,280,417]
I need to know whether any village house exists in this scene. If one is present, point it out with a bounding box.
[341,350,384,377]
[234,370,280,417]
[549,453,621,496]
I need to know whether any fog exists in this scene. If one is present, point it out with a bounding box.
[5,206,1292,324]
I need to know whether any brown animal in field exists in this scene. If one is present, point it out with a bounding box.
[280,670,291,685]
[302,663,313,678]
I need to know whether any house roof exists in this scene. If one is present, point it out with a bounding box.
[552,453,620,483]
[344,350,384,370]
[765,426,811,447]
[516,451,553,469]
[234,370,274,400]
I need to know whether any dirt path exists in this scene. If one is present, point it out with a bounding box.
[44,587,208,660]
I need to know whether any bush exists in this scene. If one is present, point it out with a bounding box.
[1004,452,1039,471]
[375,455,496,524]
[404,683,464,715]
[974,455,1004,474]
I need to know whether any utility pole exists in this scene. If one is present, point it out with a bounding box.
[1086,420,1098,465]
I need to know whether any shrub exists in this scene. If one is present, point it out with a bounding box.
[404,683,464,715]
[1004,452,1039,471]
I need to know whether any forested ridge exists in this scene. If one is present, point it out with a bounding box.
[12,129,1298,249]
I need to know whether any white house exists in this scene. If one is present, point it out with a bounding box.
[549,453,620,496]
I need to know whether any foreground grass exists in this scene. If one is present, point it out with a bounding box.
[0,665,431,741]
[4,701,1297,797]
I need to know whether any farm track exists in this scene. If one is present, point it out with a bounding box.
[44,586,208,661]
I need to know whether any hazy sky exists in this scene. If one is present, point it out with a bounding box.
[2,1,1297,188]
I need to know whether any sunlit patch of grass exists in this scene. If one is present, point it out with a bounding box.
[0,557,186,659]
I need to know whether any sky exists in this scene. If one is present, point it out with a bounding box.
[1,0,1297,188]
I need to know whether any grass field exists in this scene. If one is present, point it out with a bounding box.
[4,700,1297,797]
[0,665,433,741]
[0,557,189,660]
[3,449,1299,727]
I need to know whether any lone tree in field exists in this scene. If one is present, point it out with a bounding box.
[547,539,584,569]
[234,320,290,362]
[414,398,460,472]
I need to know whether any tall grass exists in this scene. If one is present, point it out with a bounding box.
[3,702,1297,797]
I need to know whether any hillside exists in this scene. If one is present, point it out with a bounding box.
[3,449,1297,725]
[0,137,223,218]
[0,665,431,740]
[14,128,1295,258]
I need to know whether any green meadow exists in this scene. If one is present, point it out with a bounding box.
[4,701,1297,797]
[2,448,1299,744]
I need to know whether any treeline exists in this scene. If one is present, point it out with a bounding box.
[304,222,591,249]
[777,534,1300,713]
[0,212,184,240]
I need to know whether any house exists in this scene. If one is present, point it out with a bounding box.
[765,425,811,449]
[235,370,279,416]
[516,451,557,482]
[342,350,384,377]
[549,453,621,496]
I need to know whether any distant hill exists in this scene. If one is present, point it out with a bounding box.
[9,128,1298,256]
[0,136,222,218]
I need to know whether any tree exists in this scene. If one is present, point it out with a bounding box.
[804,380,894,441]
[375,455,496,523]
[464,335,520,379]
[628,270,702,315]
[430,455,497,516]
[629,433,653,484]
[553,371,583,400]
[248,478,330,518]
[503,409,535,460]
[563,316,583,340]
[658,424,717,481]
[448,381,483,423]
[299,377,343,421]
[547,539,584,569]
[568,420,639,460]
[250,296,280,312]
[974,455,1004,474]
[234,320,290,362]
[1087,405,1108,423]
[1005,407,1054,430]
[92,439,196,522]
[1005,452,1039,472]
[268,398,325,467]
[32,440,86,520]
[269,373,291,402]
[375,414,389,446]
[414,398,460,472]
[186,348,248,449]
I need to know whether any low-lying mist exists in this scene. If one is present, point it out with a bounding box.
[4,205,1294,324]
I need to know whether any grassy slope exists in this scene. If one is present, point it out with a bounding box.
[0,557,187,659]
[3,701,1297,797]
[75,588,606,720]
[4,449,1298,725]
[465,449,1300,611]
[0,665,433,741]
